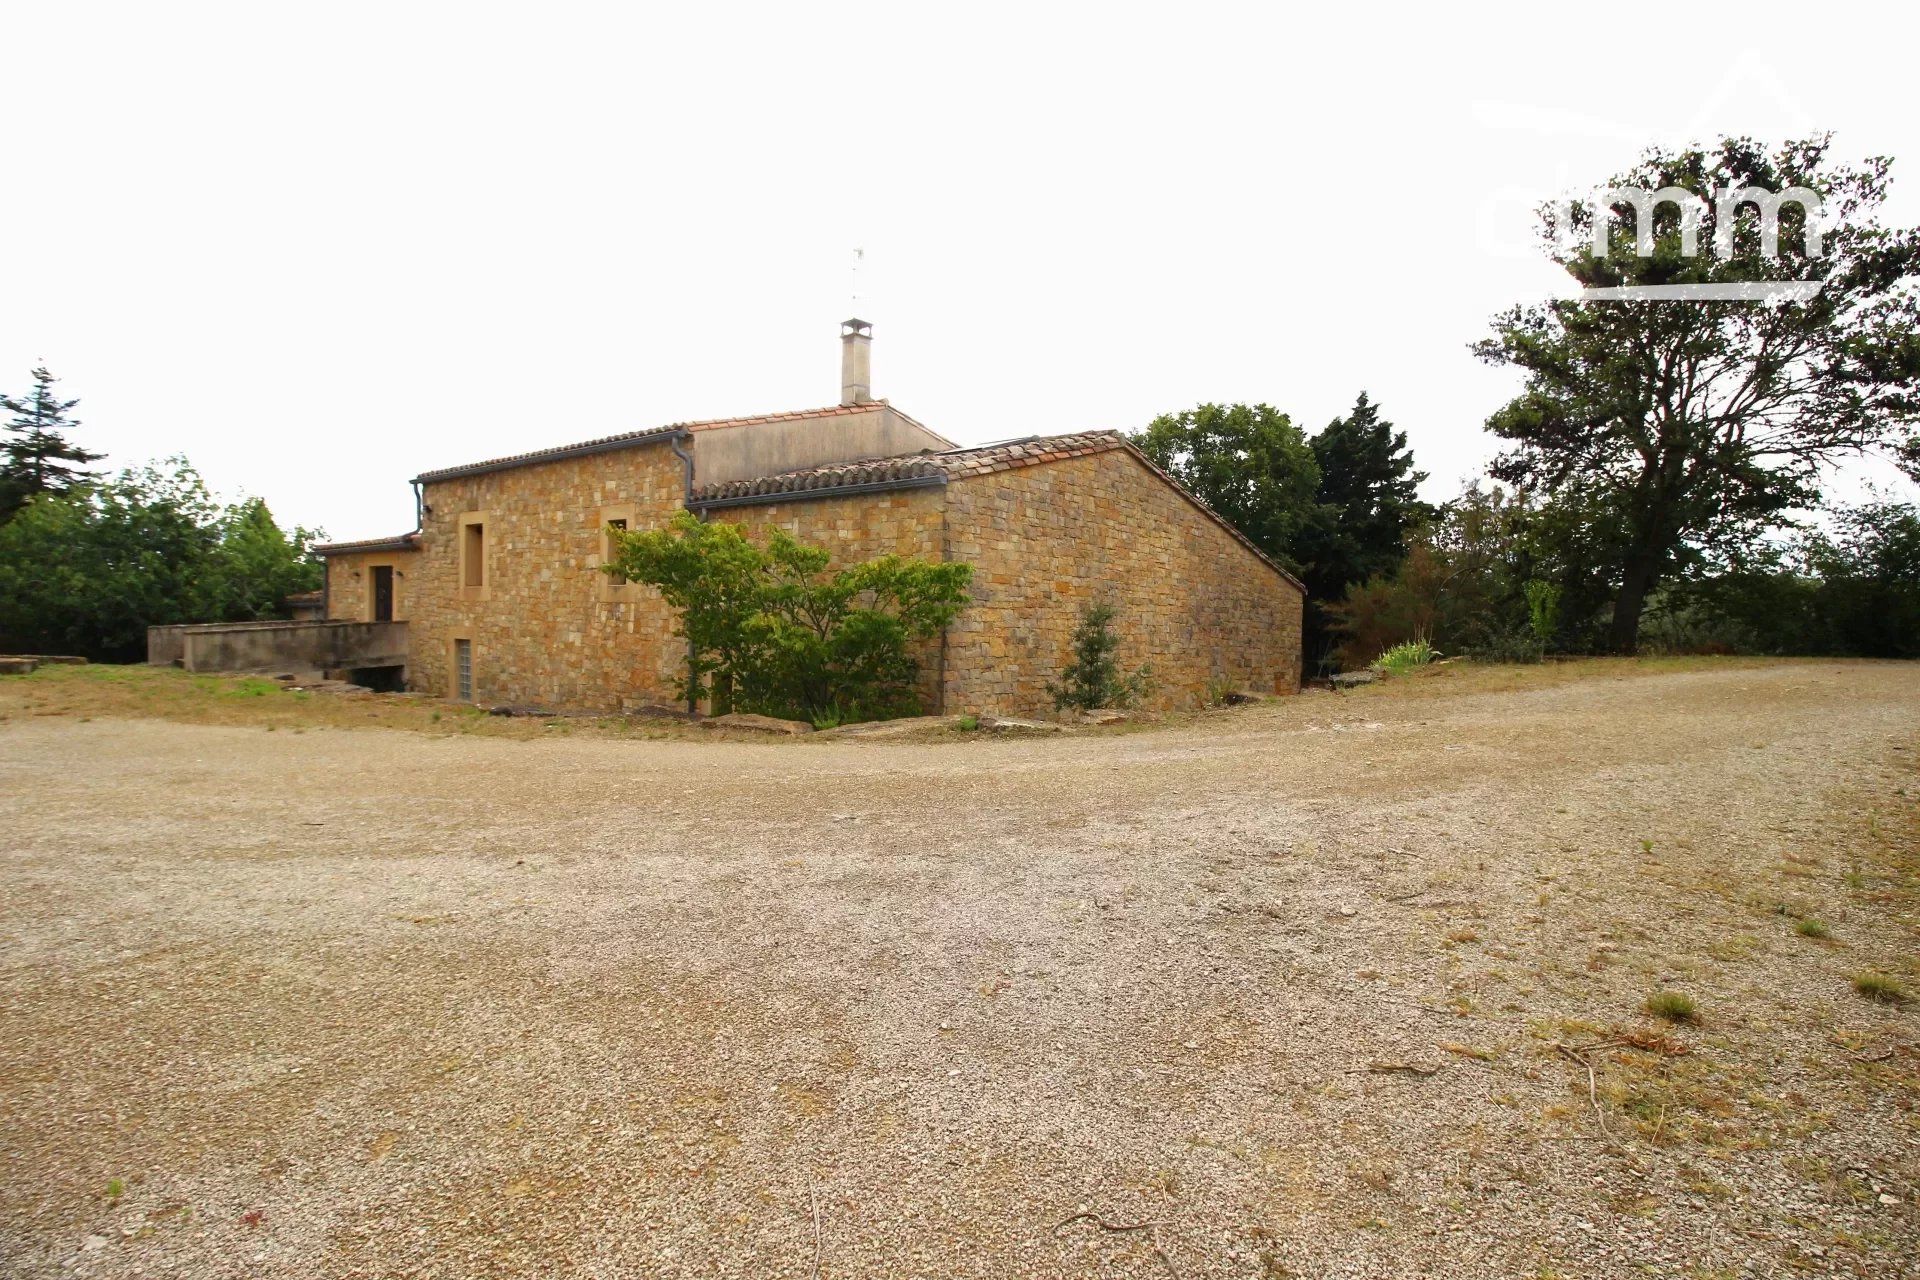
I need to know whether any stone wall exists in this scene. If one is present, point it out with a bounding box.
[712,488,950,714]
[941,449,1302,716]
[407,445,687,710]
[385,433,1298,717]
[324,550,420,622]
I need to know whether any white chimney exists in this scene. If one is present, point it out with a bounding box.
[840,318,872,405]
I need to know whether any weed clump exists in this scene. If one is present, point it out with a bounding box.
[1645,991,1699,1023]
[1852,971,1908,1003]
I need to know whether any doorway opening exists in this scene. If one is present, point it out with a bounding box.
[370,565,394,622]
[348,665,406,693]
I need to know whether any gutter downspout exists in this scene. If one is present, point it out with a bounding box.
[668,431,694,506]
[668,431,699,718]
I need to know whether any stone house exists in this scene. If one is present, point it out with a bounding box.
[315,322,1303,716]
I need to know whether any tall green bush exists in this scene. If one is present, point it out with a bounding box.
[606,511,972,725]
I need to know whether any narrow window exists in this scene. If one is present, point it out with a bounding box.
[462,521,485,588]
[454,638,473,701]
[604,518,629,583]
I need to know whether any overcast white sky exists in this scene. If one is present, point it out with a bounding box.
[4,2,1917,541]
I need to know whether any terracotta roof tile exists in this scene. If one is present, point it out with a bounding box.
[313,532,421,556]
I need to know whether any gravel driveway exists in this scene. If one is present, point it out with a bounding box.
[2,660,1916,1278]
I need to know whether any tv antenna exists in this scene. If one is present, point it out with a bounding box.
[850,246,864,312]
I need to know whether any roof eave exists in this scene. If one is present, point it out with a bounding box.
[412,428,690,485]
[688,472,948,511]
[313,534,421,557]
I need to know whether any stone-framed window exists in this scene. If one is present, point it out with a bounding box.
[458,511,491,602]
[595,504,639,603]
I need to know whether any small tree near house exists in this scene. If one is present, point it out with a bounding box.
[605,511,972,727]
[1049,602,1152,711]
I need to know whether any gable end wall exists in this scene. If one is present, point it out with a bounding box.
[942,449,1302,716]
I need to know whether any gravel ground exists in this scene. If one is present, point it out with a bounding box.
[2,660,1916,1279]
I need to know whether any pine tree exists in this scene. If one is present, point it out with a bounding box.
[1303,392,1431,599]
[1,366,104,522]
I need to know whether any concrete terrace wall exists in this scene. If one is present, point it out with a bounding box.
[942,449,1303,716]
[713,487,950,714]
[146,625,188,667]
[146,621,409,673]
[324,550,421,622]
[409,444,686,710]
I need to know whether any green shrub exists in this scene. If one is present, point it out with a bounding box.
[1048,603,1152,711]
[606,511,972,726]
[954,713,979,732]
[1793,918,1832,939]
[1375,638,1436,676]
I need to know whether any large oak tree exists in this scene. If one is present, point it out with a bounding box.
[1476,136,1920,651]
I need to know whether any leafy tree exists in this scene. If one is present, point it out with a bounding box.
[1476,136,1920,651]
[1665,500,1920,658]
[1328,481,1557,668]
[1135,397,1434,672]
[606,511,972,726]
[1803,500,1920,657]
[743,529,973,725]
[0,458,321,660]
[1047,602,1152,711]
[1132,403,1322,575]
[1,366,104,523]
[0,460,222,658]
[204,497,326,621]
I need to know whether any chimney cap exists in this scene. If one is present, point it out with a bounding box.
[841,318,871,337]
